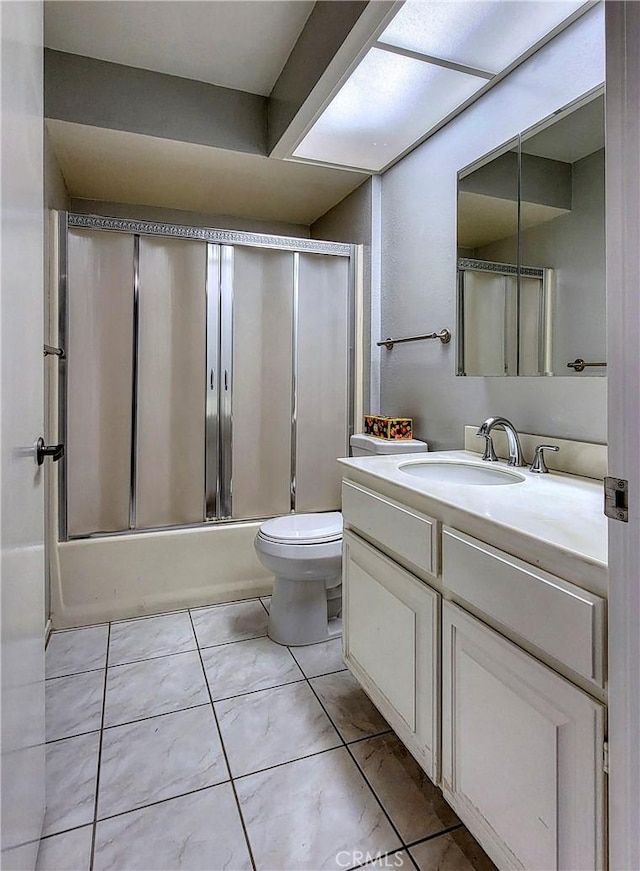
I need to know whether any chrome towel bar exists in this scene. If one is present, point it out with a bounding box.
[567,358,606,372]
[377,329,451,350]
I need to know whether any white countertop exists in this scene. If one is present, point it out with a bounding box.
[338,450,608,596]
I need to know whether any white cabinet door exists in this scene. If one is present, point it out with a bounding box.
[343,530,439,779]
[442,602,605,871]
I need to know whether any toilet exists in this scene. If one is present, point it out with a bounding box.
[254,433,428,646]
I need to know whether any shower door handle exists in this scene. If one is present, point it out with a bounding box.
[210,369,214,391]
[35,437,64,466]
[224,370,228,391]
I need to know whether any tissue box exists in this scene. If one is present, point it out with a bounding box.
[364,415,413,439]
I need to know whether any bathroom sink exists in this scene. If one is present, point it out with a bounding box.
[398,460,526,486]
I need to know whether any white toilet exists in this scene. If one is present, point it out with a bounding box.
[254,433,428,646]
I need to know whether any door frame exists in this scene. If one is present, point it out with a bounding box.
[605,4,640,869]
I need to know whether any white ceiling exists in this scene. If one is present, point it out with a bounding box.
[44,0,314,95]
[47,120,368,226]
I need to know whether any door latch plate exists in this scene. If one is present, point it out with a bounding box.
[604,476,629,522]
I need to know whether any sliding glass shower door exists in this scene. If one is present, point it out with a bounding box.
[66,229,134,537]
[228,246,294,521]
[136,237,207,529]
[61,216,354,540]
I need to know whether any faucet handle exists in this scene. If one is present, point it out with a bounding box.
[530,444,559,474]
[477,432,499,462]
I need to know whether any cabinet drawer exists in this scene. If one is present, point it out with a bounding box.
[342,480,439,577]
[442,527,605,685]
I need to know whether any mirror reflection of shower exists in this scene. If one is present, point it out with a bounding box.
[456,90,605,377]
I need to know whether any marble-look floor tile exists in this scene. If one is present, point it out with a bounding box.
[201,636,303,700]
[216,680,341,777]
[103,651,208,728]
[43,732,100,837]
[290,637,346,678]
[351,733,459,843]
[98,705,228,818]
[93,783,252,871]
[36,825,93,871]
[45,670,105,742]
[108,612,196,666]
[235,746,401,870]
[310,671,389,743]
[409,830,497,871]
[191,600,268,648]
[46,625,108,679]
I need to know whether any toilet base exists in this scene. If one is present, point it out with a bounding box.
[268,575,342,646]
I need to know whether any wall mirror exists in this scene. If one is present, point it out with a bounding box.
[456,89,605,376]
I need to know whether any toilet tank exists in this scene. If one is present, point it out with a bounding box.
[350,433,429,456]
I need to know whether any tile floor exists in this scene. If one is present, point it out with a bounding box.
[37,597,496,871]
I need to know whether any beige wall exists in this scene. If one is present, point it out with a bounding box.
[311,178,373,412]
[379,7,606,450]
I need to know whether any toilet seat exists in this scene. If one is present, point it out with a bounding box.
[259,512,343,545]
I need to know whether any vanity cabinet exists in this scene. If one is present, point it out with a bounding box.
[340,464,608,871]
[342,529,440,780]
[441,601,606,871]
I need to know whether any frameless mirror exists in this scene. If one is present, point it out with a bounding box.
[456,90,605,376]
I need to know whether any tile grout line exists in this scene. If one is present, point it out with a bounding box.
[345,737,458,855]
[45,665,107,682]
[89,622,111,871]
[51,740,392,834]
[403,822,464,852]
[301,663,462,860]
[187,609,258,871]
[300,668,408,856]
[231,742,348,782]
[89,740,381,828]
[290,631,461,859]
[106,645,202,670]
[45,633,345,682]
[94,781,232,825]
[47,670,357,748]
[49,598,461,869]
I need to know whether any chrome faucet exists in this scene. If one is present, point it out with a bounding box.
[476,416,526,467]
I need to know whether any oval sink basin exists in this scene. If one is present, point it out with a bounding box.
[398,460,526,486]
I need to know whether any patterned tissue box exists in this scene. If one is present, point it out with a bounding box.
[363,415,413,439]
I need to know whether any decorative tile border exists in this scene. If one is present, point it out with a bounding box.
[458,258,544,279]
[68,214,352,256]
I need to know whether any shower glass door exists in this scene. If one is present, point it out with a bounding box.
[135,236,207,529]
[61,215,354,540]
[66,228,135,537]
[227,246,294,521]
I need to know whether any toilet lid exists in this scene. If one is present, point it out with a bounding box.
[260,512,343,544]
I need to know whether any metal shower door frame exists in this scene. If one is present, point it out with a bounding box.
[59,213,355,541]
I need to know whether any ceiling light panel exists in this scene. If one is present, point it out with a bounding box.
[378,0,587,74]
[293,47,485,171]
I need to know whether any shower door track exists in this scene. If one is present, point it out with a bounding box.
[66,214,352,256]
[58,213,356,542]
